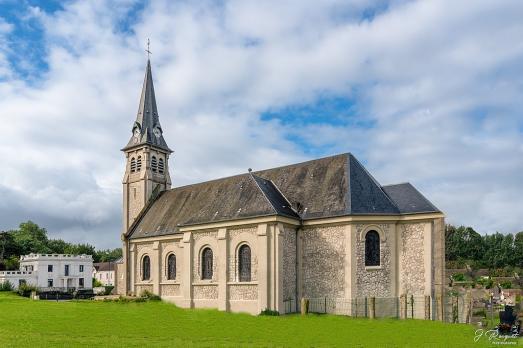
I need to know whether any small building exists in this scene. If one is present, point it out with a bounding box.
[93,261,118,286]
[0,254,93,290]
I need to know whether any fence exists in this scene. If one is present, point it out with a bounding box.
[283,293,490,324]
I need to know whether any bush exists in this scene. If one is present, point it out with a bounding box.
[140,290,161,301]
[476,277,494,289]
[259,308,279,316]
[473,309,486,318]
[452,273,466,282]
[500,281,512,289]
[0,281,13,291]
[17,283,37,297]
[104,285,115,296]
[93,278,103,287]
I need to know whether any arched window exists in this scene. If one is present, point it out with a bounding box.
[151,156,158,172]
[158,158,165,174]
[142,255,151,280]
[130,157,136,173]
[201,247,213,280]
[238,244,251,282]
[167,254,176,280]
[136,156,142,172]
[365,230,380,266]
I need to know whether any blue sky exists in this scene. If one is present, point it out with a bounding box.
[0,0,522,248]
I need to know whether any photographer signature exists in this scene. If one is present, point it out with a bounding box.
[474,329,519,344]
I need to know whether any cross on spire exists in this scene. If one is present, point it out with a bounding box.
[145,38,152,59]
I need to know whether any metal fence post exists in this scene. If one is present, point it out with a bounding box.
[425,295,431,320]
[410,295,414,319]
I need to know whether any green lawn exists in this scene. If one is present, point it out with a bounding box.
[0,292,511,347]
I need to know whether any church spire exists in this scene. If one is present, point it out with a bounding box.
[123,58,171,152]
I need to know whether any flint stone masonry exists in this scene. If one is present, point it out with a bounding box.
[193,230,218,281]
[135,242,153,281]
[356,224,392,297]
[136,284,153,295]
[301,226,345,298]
[400,223,425,295]
[193,285,218,299]
[229,284,258,300]
[160,284,180,296]
[227,226,258,282]
[282,227,297,300]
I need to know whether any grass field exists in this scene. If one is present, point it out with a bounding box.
[0,292,511,347]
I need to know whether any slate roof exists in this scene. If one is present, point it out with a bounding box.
[122,59,171,152]
[93,262,116,272]
[128,153,440,239]
[382,182,440,214]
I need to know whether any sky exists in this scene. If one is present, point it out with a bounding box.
[0,0,522,249]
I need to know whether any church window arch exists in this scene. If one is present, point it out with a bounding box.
[130,157,136,173]
[151,156,158,172]
[166,253,176,280]
[365,230,380,266]
[238,244,251,282]
[136,156,142,171]
[142,255,151,280]
[201,247,213,280]
[158,158,165,174]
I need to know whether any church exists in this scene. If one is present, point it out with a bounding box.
[116,59,446,317]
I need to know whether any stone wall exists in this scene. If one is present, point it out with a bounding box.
[301,225,345,298]
[135,284,153,295]
[355,224,392,297]
[116,262,125,295]
[282,227,296,301]
[227,226,258,282]
[229,284,258,300]
[160,284,180,296]
[193,285,218,299]
[193,230,218,281]
[400,223,425,295]
[135,242,153,282]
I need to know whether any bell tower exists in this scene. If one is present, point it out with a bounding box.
[122,58,172,233]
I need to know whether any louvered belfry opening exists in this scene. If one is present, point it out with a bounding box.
[158,158,164,174]
[136,156,142,171]
[151,156,158,172]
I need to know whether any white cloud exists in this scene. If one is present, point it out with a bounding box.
[0,0,522,248]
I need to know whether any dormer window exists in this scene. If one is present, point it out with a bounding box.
[130,157,136,173]
[151,156,158,172]
[158,158,164,174]
[136,156,142,172]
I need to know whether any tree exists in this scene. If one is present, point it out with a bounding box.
[11,221,51,256]
[95,248,123,262]
[513,231,523,268]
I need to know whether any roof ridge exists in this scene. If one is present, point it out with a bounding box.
[348,154,400,214]
[167,152,352,192]
[248,174,279,215]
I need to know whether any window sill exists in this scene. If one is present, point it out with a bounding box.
[160,281,180,285]
[135,281,153,285]
[192,282,218,286]
[227,281,258,285]
[365,266,382,270]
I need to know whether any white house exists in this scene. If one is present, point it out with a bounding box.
[0,254,93,290]
[92,261,118,286]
